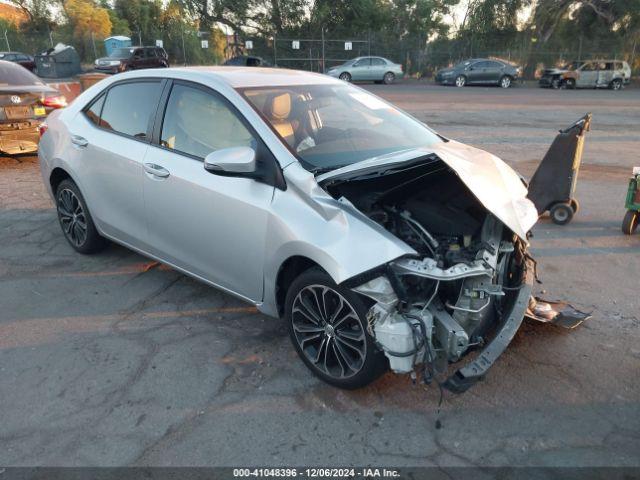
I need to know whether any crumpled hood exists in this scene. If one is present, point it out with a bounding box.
[317,141,539,240]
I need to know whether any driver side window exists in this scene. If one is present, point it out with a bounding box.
[160,84,255,159]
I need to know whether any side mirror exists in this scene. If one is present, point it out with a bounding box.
[204,146,256,175]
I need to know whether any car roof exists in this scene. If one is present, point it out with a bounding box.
[158,66,341,88]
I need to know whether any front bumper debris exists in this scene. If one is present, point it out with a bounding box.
[526,297,592,329]
[443,258,535,393]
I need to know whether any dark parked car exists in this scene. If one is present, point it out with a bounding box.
[0,52,36,72]
[223,55,272,67]
[0,60,66,155]
[435,58,521,88]
[94,46,168,74]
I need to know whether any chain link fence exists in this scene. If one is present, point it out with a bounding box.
[2,25,638,79]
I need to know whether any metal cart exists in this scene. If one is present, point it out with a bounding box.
[528,113,592,225]
[622,167,640,235]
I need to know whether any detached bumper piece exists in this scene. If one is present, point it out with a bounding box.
[443,258,535,394]
[525,297,592,329]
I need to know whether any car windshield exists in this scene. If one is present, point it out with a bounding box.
[0,62,43,86]
[239,84,442,172]
[108,48,133,59]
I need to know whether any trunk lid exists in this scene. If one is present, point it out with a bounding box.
[0,86,55,121]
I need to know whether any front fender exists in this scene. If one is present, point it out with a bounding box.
[259,163,414,317]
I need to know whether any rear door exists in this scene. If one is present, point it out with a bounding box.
[142,81,275,301]
[597,62,614,86]
[483,61,505,83]
[370,57,387,80]
[69,79,164,248]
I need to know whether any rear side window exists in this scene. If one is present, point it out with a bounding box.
[99,82,162,138]
[371,58,386,66]
[85,94,105,126]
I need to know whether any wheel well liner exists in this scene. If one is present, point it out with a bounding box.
[50,167,72,194]
[275,256,323,316]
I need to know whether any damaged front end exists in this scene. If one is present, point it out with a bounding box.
[320,152,539,392]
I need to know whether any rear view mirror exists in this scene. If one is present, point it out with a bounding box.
[204,146,256,175]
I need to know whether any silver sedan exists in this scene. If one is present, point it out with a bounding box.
[39,67,539,391]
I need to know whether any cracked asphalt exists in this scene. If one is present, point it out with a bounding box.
[1,83,639,468]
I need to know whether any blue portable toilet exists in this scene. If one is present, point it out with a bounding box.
[104,36,132,56]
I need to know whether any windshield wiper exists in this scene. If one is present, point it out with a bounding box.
[311,165,349,175]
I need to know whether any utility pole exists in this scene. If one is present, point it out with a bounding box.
[91,31,97,60]
[4,30,10,51]
[578,34,583,62]
[321,27,325,73]
[273,34,277,66]
[181,27,187,66]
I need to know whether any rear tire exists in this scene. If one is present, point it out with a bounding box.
[622,210,638,235]
[383,72,395,85]
[550,202,574,225]
[55,179,107,254]
[563,78,576,89]
[285,268,386,389]
[339,72,352,82]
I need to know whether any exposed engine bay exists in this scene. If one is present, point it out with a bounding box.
[322,156,537,392]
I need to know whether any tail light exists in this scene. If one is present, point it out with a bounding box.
[39,122,48,137]
[42,95,67,109]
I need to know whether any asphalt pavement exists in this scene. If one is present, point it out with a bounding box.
[1,83,639,468]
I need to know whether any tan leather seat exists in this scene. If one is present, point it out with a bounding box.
[264,93,295,145]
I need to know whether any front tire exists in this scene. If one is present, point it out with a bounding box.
[563,78,576,89]
[499,75,512,88]
[56,179,107,254]
[610,79,622,90]
[383,72,395,85]
[455,75,466,87]
[622,210,638,235]
[339,72,352,82]
[285,268,386,389]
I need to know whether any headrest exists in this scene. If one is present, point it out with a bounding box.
[267,93,291,121]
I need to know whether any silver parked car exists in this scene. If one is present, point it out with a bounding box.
[326,56,404,84]
[39,67,540,392]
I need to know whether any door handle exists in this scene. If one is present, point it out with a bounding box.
[71,135,88,147]
[144,163,170,178]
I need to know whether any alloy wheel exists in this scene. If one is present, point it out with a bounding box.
[291,285,367,379]
[500,76,511,88]
[57,188,87,247]
[383,72,395,84]
[455,75,466,87]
